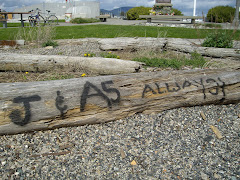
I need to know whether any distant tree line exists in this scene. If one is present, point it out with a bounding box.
[126,5,239,23]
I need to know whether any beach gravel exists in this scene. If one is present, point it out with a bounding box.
[0,103,239,179]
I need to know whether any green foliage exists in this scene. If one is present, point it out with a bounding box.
[70,18,100,24]
[187,52,207,68]
[132,52,206,69]
[172,8,183,16]
[207,6,239,23]
[100,52,120,59]
[202,31,233,48]
[127,6,152,20]
[42,40,58,47]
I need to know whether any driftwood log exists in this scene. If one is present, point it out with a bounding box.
[0,69,239,135]
[0,53,143,74]
[97,38,240,60]
[167,38,240,60]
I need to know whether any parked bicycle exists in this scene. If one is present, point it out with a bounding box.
[44,10,58,25]
[28,8,45,26]
[28,8,58,26]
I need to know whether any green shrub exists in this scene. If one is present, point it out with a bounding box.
[70,18,100,24]
[186,52,207,68]
[207,6,239,23]
[202,31,233,48]
[127,6,152,20]
[42,40,58,47]
[132,52,206,69]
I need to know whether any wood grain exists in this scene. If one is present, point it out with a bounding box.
[0,69,239,135]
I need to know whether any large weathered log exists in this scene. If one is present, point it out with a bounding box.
[0,69,239,135]
[98,37,167,51]
[97,38,240,60]
[167,38,240,60]
[0,53,143,75]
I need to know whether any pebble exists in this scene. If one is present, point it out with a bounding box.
[0,103,239,179]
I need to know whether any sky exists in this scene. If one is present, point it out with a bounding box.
[0,0,237,16]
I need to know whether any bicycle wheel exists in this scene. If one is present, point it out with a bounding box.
[36,15,45,26]
[28,16,36,27]
[48,15,58,26]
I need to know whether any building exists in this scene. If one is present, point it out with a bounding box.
[13,1,100,19]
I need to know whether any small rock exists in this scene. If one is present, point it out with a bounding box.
[131,160,137,166]
[214,173,220,179]
[114,167,119,171]
[45,46,53,49]
[120,148,126,159]
[200,172,209,180]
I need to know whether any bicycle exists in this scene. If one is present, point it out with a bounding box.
[28,8,45,27]
[44,10,58,26]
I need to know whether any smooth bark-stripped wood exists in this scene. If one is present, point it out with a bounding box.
[0,53,143,74]
[98,37,167,51]
[98,38,240,60]
[167,38,240,60]
[0,69,239,135]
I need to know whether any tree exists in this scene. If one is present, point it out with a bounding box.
[207,6,239,23]
[127,6,152,20]
[172,8,183,16]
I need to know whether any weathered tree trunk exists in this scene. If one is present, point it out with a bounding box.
[98,37,167,51]
[0,69,239,135]
[167,38,240,60]
[97,38,240,60]
[0,53,143,75]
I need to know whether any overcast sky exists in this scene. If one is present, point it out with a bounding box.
[0,0,236,16]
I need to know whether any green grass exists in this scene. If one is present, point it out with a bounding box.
[0,22,32,27]
[0,25,240,40]
[133,51,207,69]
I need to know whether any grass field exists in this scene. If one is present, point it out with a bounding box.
[0,24,239,40]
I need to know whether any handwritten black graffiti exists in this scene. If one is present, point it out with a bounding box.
[56,91,68,118]
[142,77,226,100]
[80,81,120,112]
[9,95,41,126]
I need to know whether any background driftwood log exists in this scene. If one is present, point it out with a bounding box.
[98,38,240,60]
[0,53,143,74]
[0,69,239,135]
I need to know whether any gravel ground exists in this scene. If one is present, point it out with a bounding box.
[0,40,102,57]
[0,103,239,179]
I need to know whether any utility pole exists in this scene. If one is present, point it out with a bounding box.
[193,0,197,16]
[233,0,240,26]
